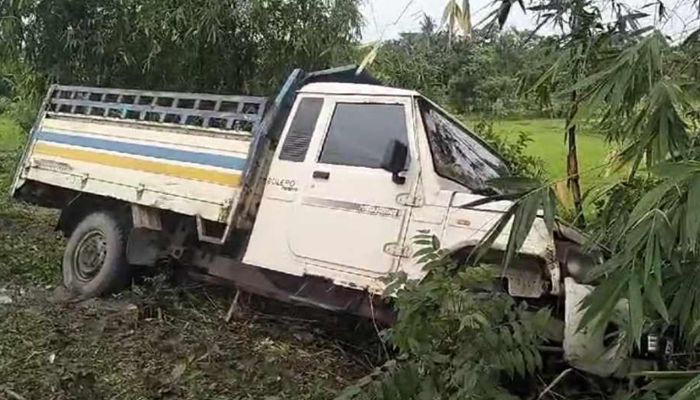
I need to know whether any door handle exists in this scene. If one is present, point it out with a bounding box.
[313,171,330,180]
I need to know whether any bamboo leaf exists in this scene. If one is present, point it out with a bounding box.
[470,205,516,263]
[585,253,625,282]
[669,374,700,400]
[685,174,700,248]
[503,194,541,269]
[646,277,670,323]
[627,180,675,228]
[459,193,523,208]
[543,188,556,234]
[357,43,380,75]
[579,271,629,332]
[652,162,700,181]
[413,247,436,258]
[628,272,644,349]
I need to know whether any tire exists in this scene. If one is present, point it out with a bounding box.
[63,211,132,298]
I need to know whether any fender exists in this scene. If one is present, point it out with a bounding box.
[56,193,131,236]
[444,239,561,298]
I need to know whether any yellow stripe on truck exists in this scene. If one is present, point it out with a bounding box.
[33,142,241,187]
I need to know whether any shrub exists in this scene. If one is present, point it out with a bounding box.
[337,236,552,400]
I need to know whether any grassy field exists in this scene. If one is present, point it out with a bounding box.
[487,118,612,187]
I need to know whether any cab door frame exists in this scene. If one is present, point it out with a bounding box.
[288,94,421,290]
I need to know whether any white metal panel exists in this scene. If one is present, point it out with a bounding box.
[248,92,559,297]
[443,192,553,256]
[396,98,557,291]
[288,95,418,280]
[21,115,248,222]
[245,94,420,292]
[243,95,311,274]
[42,118,253,155]
[299,83,419,97]
[242,198,306,277]
[24,164,228,221]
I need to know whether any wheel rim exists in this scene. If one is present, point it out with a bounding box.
[73,230,108,282]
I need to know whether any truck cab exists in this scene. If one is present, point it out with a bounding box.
[245,82,555,300]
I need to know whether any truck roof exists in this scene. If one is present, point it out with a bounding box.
[299,82,419,97]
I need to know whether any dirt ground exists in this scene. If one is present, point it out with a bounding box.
[0,151,379,400]
[0,281,379,400]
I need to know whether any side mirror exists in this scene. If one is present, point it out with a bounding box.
[381,140,408,185]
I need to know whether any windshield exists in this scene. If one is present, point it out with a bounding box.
[419,98,509,192]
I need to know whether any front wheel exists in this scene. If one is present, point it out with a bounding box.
[63,211,132,298]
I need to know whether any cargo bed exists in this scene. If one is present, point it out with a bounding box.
[13,85,267,223]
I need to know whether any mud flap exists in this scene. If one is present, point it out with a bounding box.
[563,278,629,377]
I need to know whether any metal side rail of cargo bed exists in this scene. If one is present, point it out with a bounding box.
[12,84,268,244]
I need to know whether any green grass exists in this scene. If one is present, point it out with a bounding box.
[0,116,24,151]
[489,119,612,187]
[0,119,64,287]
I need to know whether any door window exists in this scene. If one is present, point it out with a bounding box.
[319,103,408,169]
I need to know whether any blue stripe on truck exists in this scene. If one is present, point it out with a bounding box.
[37,130,248,171]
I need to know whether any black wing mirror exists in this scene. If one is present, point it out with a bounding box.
[381,140,408,185]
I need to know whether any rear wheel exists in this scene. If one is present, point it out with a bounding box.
[63,211,132,298]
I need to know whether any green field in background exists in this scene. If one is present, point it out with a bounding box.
[488,118,613,187]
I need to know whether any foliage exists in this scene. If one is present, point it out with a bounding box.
[0,59,43,129]
[465,178,558,270]
[0,148,64,286]
[369,26,560,117]
[0,0,362,98]
[574,33,693,178]
[485,0,665,222]
[587,176,660,247]
[580,162,700,346]
[473,118,546,179]
[443,0,472,42]
[466,23,700,399]
[337,235,552,400]
[544,31,700,353]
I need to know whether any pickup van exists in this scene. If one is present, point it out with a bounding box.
[10,66,646,377]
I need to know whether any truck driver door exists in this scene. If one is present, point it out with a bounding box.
[290,96,418,284]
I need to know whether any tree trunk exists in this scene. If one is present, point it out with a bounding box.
[566,91,585,226]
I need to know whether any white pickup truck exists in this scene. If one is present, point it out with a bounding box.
[11,66,642,376]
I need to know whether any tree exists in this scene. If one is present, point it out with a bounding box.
[443,0,472,42]
[1,0,363,96]
[471,11,700,399]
